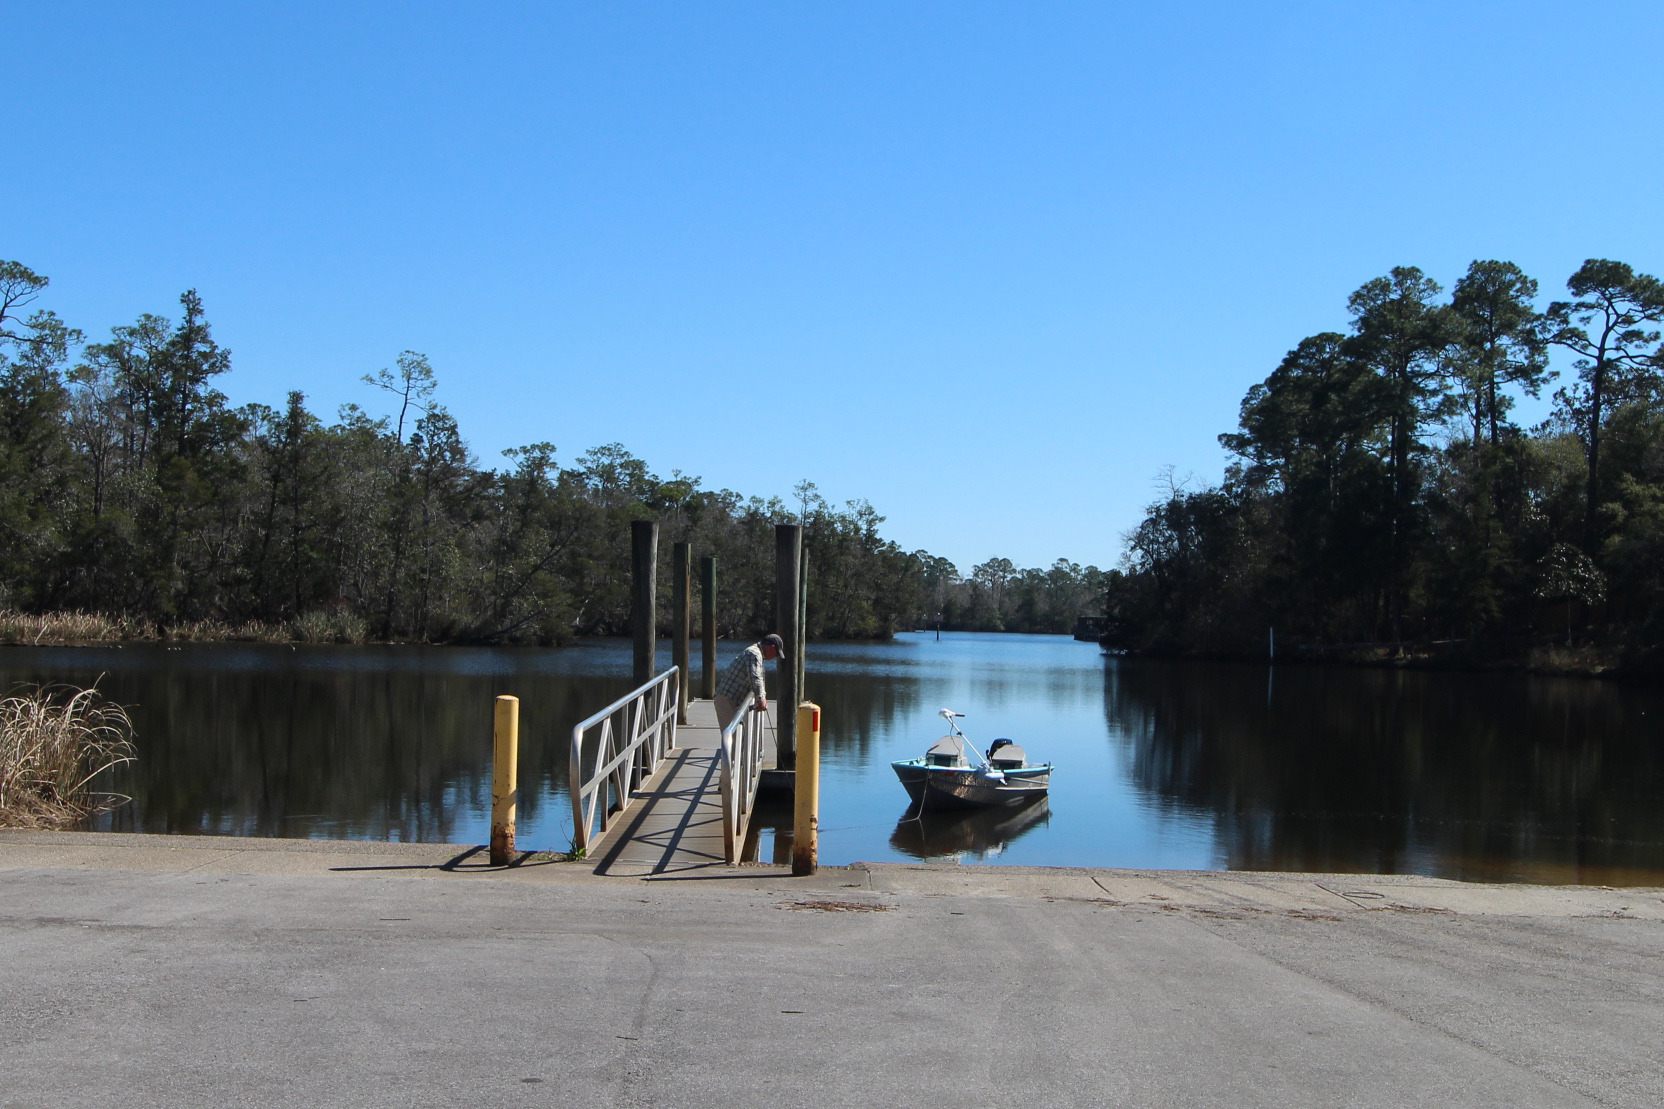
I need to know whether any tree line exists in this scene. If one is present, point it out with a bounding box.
[0,261,1099,643]
[914,550,1107,634]
[1104,258,1664,674]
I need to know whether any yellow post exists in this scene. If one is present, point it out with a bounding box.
[792,702,820,876]
[491,695,519,866]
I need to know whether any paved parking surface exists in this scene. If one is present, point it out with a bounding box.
[3,831,1661,1108]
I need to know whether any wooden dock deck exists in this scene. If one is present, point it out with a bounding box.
[587,698,778,877]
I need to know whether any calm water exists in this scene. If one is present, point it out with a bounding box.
[4,632,1662,883]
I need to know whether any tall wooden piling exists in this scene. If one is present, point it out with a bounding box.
[490,695,519,866]
[631,520,658,686]
[796,551,808,702]
[673,541,690,724]
[775,524,802,770]
[700,556,717,699]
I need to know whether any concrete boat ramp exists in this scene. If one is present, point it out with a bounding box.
[3,830,1663,1108]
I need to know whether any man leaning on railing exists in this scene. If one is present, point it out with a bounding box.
[714,633,786,730]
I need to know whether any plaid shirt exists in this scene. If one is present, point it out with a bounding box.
[716,643,767,704]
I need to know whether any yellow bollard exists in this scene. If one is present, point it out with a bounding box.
[792,702,820,876]
[491,695,519,866]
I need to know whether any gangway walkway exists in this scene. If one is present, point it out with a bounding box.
[585,699,776,876]
[568,668,779,877]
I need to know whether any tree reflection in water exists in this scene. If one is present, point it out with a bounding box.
[0,641,637,847]
[1107,659,1664,884]
[5,634,1661,884]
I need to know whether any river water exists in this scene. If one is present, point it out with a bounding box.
[4,632,1662,883]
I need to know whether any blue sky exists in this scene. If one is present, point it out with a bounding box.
[6,2,1662,571]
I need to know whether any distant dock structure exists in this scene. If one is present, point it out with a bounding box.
[1072,615,1107,642]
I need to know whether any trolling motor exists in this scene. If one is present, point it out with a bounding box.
[938,709,1006,782]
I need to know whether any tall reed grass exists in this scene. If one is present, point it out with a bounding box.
[291,608,369,644]
[0,609,149,645]
[0,608,372,646]
[0,683,136,830]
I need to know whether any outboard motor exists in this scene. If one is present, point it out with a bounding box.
[987,739,1028,770]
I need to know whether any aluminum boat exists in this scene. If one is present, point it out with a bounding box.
[891,709,1051,810]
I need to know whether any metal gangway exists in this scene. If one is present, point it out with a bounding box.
[569,666,773,875]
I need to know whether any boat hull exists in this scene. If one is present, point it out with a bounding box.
[891,760,1051,809]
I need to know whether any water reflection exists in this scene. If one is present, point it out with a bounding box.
[889,798,1051,861]
[4,634,1663,884]
[1108,659,1664,884]
[0,641,639,848]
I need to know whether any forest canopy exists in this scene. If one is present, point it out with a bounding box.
[0,261,1100,643]
[1105,258,1664,674]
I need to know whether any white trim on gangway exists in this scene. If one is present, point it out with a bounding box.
[572,669,776,875]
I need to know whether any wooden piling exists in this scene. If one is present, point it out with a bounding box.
[631,520,658,687]
[673,541,690,724]
[490,695,519,866]
[796,551,808,702]
[775,524,802,770]
[700,556,717,700]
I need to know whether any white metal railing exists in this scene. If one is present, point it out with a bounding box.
[717,701,768,863]
[569,667,680,853]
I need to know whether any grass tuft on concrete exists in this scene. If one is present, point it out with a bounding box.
[0,683,137,830]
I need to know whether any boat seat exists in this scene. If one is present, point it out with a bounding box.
[926,735,967,767]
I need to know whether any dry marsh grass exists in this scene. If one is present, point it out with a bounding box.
[0,609,149,645]
[291,609,369,644]
[0,683,136,830]
[0,608,372,646]
[1527,643,1617,676]
[162,617,289,643]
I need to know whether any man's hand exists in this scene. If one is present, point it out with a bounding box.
[753,698,769,713]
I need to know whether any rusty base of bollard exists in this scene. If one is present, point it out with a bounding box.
[490,829,514,867]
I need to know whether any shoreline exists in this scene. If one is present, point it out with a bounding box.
[0,610,929,650]
[1109,642,1647,682]
[2,612,1643,683]
[5,828,1664,910]
[4,826,1660,893]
